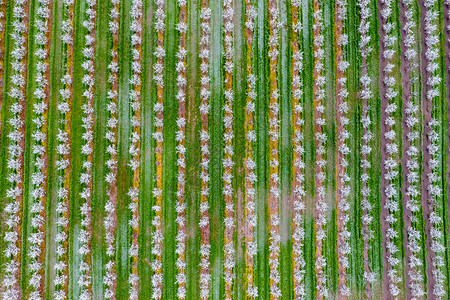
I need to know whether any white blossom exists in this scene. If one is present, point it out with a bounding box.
[75,0,97,294]
[422,1,447,295]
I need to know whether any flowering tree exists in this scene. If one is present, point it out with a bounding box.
[421,0,447,297]
[174,0,188,298]
[222,0,236,297]
[76,2,97,299]
[266,0,282,298]
[290,1,307,299]
[2,0,29,298]
[379,0,404,295]
[0,0,6,136]
[312,2,329,297]
[103,0,120,298]
[26,0,52,299]
[150,0,165,298]
[198,1,212,298]
[0,0,449,299]
[357,0,377,296]
[244,0,258,297]
[128,0,144,298]
[53,2,75,299]
[399,0,426,297]
[334,0,351,296]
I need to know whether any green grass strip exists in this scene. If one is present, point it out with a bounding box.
[138,0,155,297]
[255,0,269,297]
[20,0,38,296]
[44,0,63,296]
[162,0,178,297]
[185,0,201,298]
[209,0,225,298]
[278,0,293,297]
[91,0,109,297]
[115,0,132,296]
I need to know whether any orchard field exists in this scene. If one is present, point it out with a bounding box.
[0,0,450,299]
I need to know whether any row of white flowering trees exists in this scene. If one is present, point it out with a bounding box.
[1,0,450,298]
[421,0,447,297]
[3,0,29,298]
[379,0,404,296]
[399,0,425,297]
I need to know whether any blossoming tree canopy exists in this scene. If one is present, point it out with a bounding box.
[0,0,450,299]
